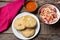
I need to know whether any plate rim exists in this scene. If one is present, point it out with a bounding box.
[12,12,40,40]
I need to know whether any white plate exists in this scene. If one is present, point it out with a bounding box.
[12,12,40,40]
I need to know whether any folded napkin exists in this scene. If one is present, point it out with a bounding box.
[0,0,25,32]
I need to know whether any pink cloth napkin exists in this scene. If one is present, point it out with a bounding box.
[0,0,25,32]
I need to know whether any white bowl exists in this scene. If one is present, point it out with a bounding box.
[12,12,40,40]
[38,4,60,24]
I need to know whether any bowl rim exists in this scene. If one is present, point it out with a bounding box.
[12,12,40,40]
[38,4,60,25]
[24,1,38,12]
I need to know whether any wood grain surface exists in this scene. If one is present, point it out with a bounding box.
[0,0,60,40]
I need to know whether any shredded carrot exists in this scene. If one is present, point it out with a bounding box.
[25,1,37,12]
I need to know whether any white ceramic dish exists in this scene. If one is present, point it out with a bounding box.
[12,12,40,40]
[38,4,60,24]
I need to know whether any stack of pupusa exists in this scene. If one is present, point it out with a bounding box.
[14,15,37,38]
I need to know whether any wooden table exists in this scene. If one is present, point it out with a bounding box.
[0,0,60,40]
